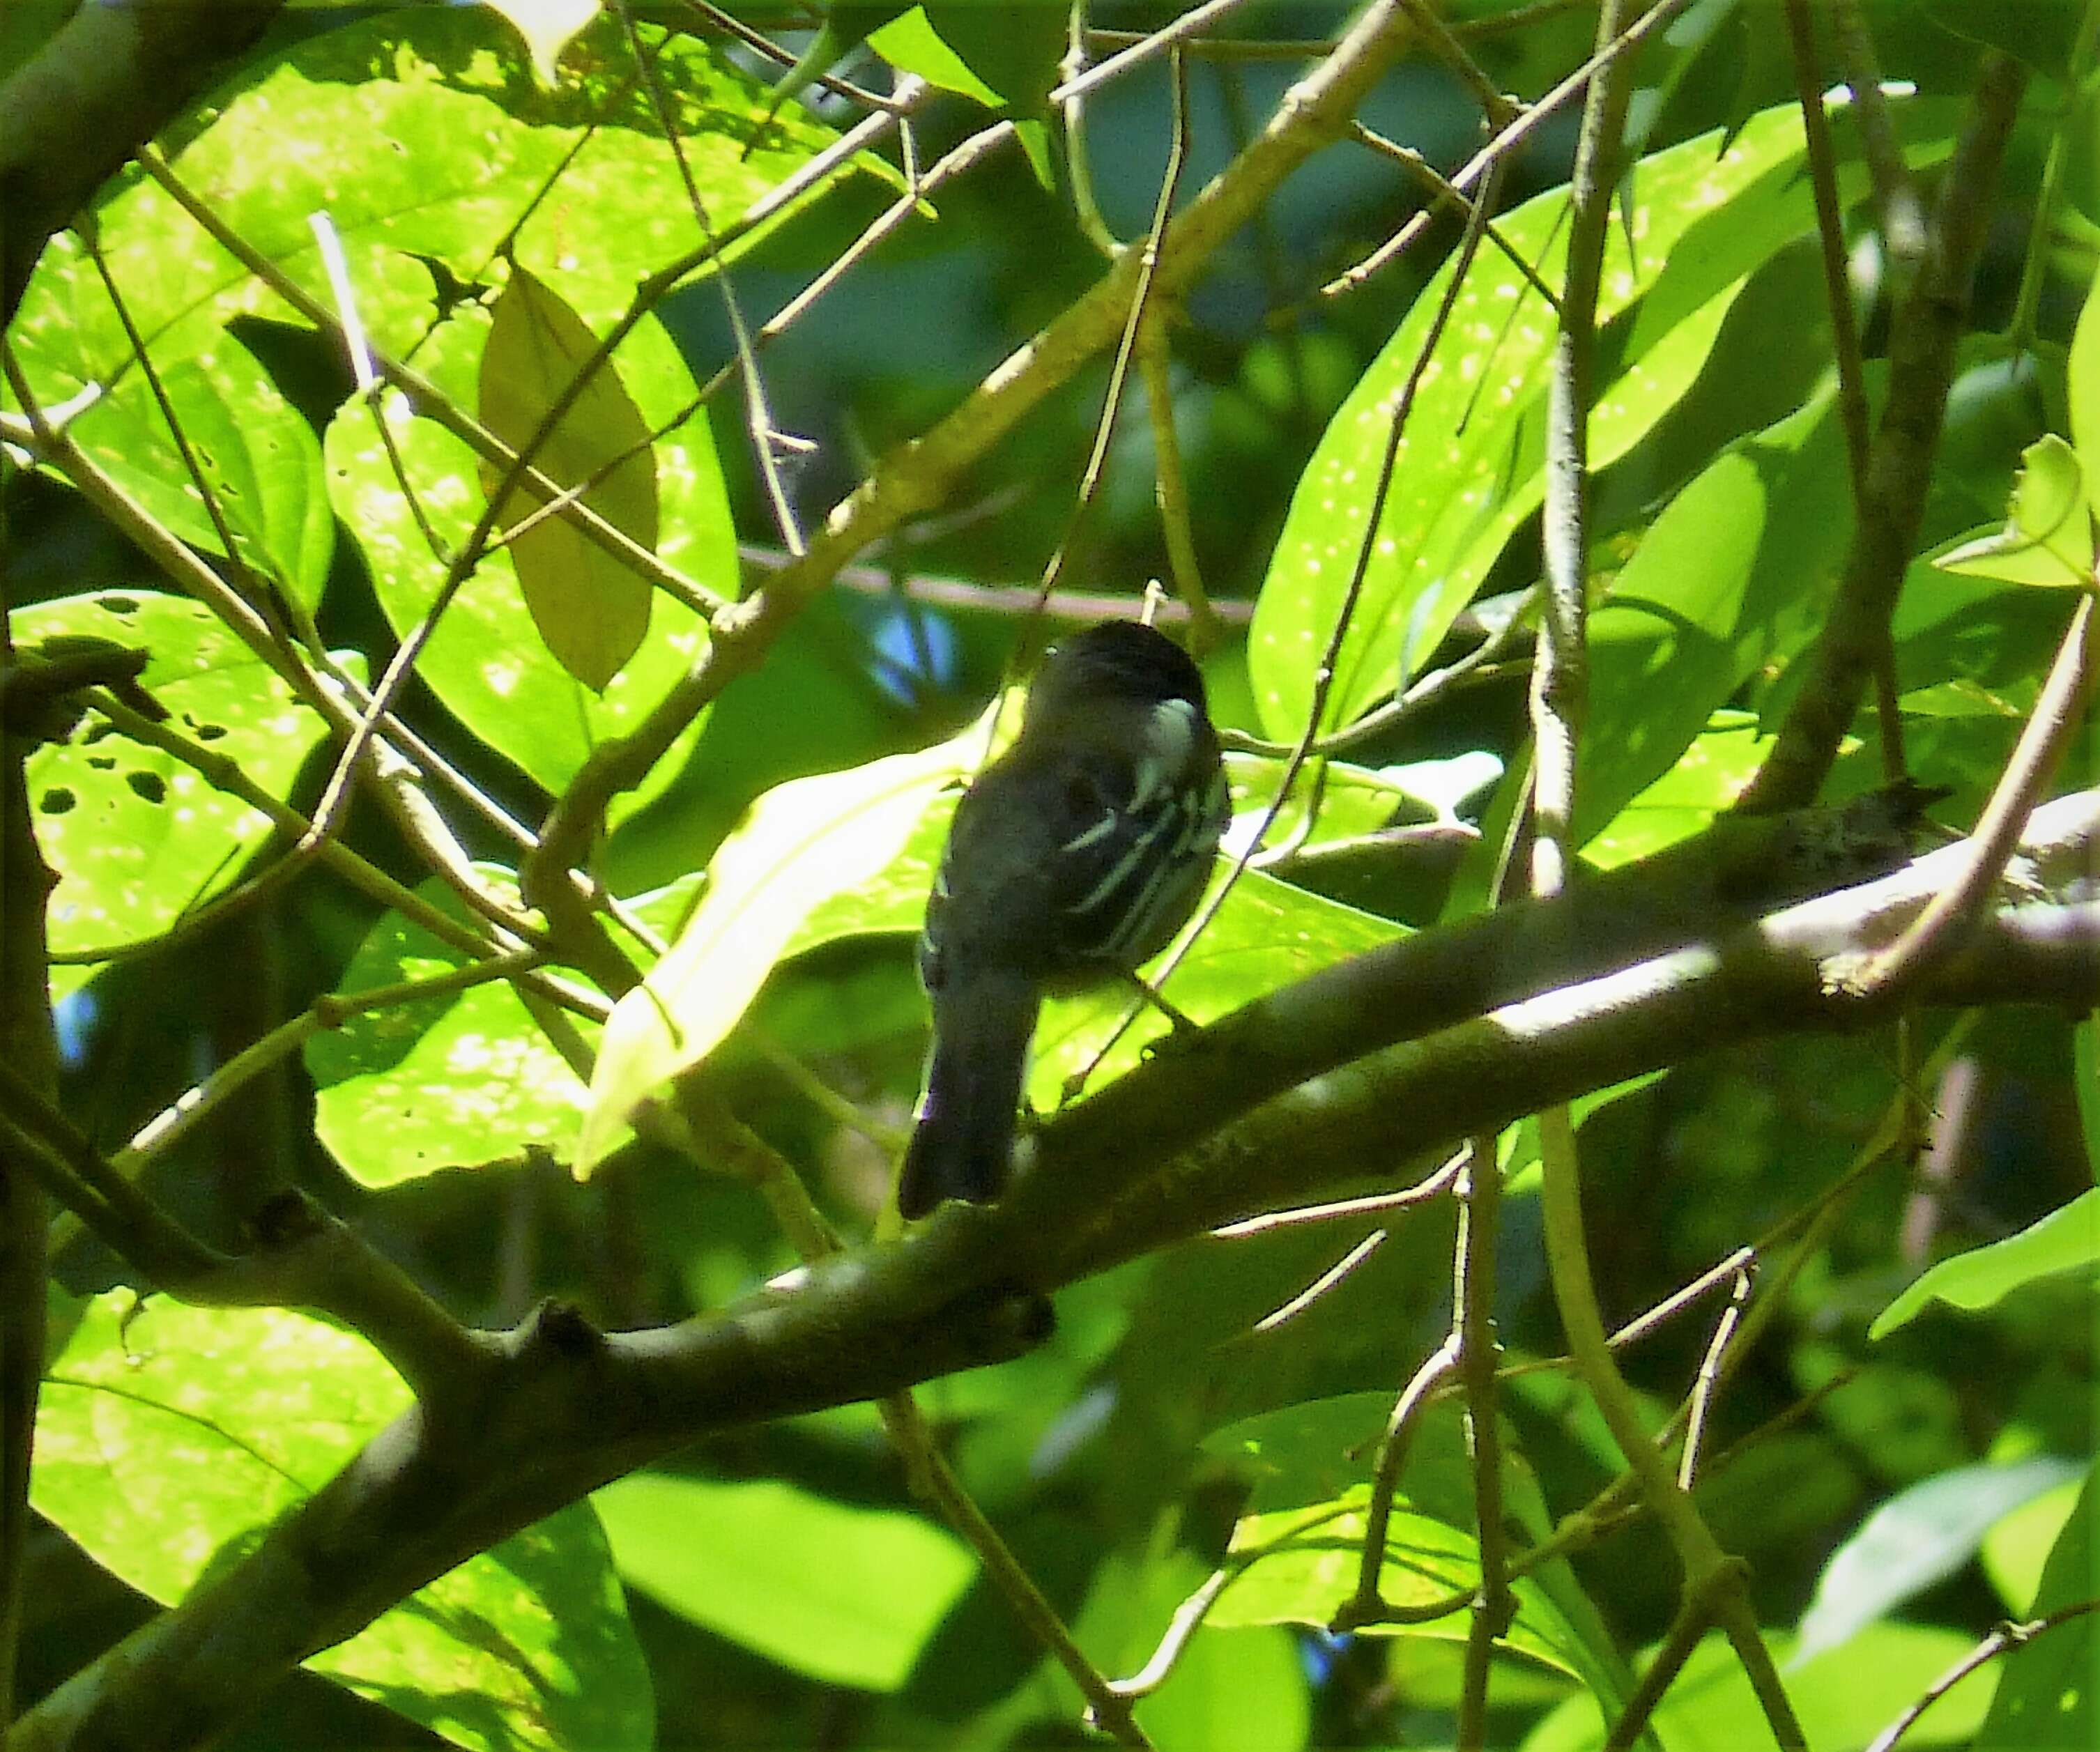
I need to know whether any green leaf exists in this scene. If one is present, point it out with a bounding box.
[1795,1457,2083,1663]
[1577,387,1846,841]
[1582,711,1774,870]
[1059,1548,1310,1751]
[328,299,728,818]
[5,8,873,406]
[305,870,592,1187]
[1979,1468,2098,1750]
[1934,436,2095,590]
[577,725,980,1172]
[59,335,334,610]
[1026,867,1404,1110]
[1983,1473,2083,1614]
[592,1471,975,1692]
[478,267,657,691]
[2070,257,2100,515]
[1869,1189,2100,1338]
[35,1293,651,1752]
[920,4,1064,111]
[14,591,334,983]
[867,8,1004,107]
[1248,98,1947,742]
[1520,1623,1998,1752]
[1203,1397,1630,1709]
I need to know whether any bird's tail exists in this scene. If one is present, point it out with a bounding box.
[897,971,1041,1219]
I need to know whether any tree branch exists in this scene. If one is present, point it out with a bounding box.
[15,785,2100,1749]
[0,0,287,323]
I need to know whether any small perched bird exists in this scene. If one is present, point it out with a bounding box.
[897,621,1229,1220]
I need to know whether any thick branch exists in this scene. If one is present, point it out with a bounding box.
[0,1,286,325]
[1742,54,2028,810]
[17,790,2100,1749]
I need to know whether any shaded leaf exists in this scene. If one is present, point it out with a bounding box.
[1795,1457,2083,1663]
[1978,1468,2098,1751]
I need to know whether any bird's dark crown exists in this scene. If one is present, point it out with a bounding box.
[1024,621,1207,728]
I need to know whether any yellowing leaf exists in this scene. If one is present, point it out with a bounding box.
[479,267,657,691]
[575,722,983,1174]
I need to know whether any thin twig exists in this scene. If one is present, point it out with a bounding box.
[1339,1332,1462,1628]
[1137,318,1218,649]
[1455,1136,1512,1746]
[1862,1599,2100,1752]
[1212,1150,1464,1237]
[1781,0,1906,785]
[1742,54,2029,812]
[1321,0,1692,298]
[1853,594,2094,994]
[1677,1261,1753,1489]
[1037,49,1194,608]
[1349,124,1562,312]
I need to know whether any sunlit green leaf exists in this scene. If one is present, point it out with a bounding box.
[1983,1472,2083,1614]
[1870,1190,2100,1338]
[1521,1624,1997,1752]
[478,267,657,691]
[14,591,335,995]
[1934,436,2094,590]
[35,1293,651,1752]
[5,8,875,406]
[578,725,981,1173]
[1584,711,1773,870]
[305,869,593,1187]
[59,335,334,610]
[1027,866,1404,1109]
[1578,387,1844,840]
[1249,98,1952,742]
[592,1470,975,1692]
[1979,1468,2097,1751]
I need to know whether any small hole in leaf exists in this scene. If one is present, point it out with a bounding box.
[83,722,116,744]
[86,754,116,770]
[102,596,139,615]
[125,771,167,805]
[39,788,77,815]
[193,723,229,741]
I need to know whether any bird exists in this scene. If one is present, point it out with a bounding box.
[897,620,1229,1220]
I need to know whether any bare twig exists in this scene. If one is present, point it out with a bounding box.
[1862,1599,2100,1752]
[1743,55,2029,811]
[1781,0,1906,784]
[1853,595,2094,994]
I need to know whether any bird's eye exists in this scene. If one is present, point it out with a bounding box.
[1064,773,1099,815]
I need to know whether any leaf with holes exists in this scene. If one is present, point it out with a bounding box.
[479,267,657,691]
[12,591,339,999]
[3,7,880,414]
[34,1292,652,1752]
